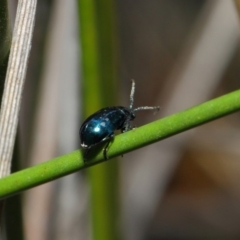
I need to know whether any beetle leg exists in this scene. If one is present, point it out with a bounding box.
[103,134,114,160]
[122,121,132,132]
[83,147,90,163]
[103,141,111,160]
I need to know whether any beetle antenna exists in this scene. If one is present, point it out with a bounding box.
[133,106,160,114]
[129,79,135,110]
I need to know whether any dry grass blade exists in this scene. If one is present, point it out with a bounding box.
[0,0,37,178]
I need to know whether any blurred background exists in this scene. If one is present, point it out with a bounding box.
[3,0,240,239]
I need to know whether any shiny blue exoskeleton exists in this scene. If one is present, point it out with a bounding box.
[80,80,159,160]
[80,107,134,148]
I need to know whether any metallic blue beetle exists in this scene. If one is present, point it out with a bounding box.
[80,80,159,160]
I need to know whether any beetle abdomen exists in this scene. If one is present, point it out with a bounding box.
[80,107,130,147]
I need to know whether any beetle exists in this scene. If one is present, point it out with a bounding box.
[80,80,160,161]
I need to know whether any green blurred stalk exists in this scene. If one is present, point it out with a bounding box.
[77,1,119,240]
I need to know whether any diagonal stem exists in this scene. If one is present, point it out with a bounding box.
[0,89,239,199]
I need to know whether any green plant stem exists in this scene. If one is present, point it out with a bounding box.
[0,89,239,199]
[78,0,119,239]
